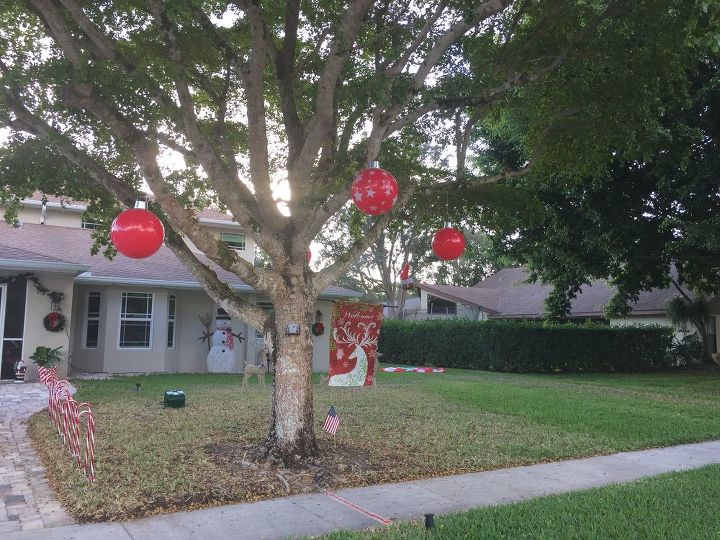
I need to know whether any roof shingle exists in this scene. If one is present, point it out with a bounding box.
[0,223,359,298]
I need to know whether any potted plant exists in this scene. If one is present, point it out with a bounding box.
[30,346,63,382]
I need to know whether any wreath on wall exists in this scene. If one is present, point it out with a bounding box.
[43,312,66,332]
[311,322,325,336]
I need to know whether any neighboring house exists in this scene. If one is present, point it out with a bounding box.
[0,193,360,382]
[413,267,720,357]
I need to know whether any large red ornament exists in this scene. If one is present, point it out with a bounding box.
[432,225,466,260]
[351,162,398,216]
[111,203,165,259]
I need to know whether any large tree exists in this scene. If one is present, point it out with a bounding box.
[479,58,720,321]
[0,0,710,462]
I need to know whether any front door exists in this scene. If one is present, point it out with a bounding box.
[1,278,26,380]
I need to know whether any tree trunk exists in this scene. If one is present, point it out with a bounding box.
[265,279,319,464]
[692,318,715,366]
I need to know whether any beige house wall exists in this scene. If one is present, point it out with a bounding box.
[311,300,333,372]
[183,225,256,264]
[20,272,76,381]
[14,203,257,264]
[16,207,83,228]
[69,285,109,374]
[70,285,334,374]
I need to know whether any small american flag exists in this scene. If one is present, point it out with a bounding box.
[323,405,339,436]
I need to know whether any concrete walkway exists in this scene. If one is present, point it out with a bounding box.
[7,439,720,540]
[0,383,74,535]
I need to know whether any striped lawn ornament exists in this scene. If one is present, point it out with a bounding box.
[49,380,70,433]
[62,398,82,465]
[37,366,57,386]
[44,378,97,483]
[78,405,96,482]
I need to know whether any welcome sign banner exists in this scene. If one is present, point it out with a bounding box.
[328,302,383,387]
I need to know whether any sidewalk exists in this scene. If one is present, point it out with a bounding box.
[7,439,720,540]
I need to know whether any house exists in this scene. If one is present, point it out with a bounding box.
[0,193,360,382]
[413,267,720,357]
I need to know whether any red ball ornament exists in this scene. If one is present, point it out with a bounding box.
[432,225,466,260]
[306,249,312,264]
[351,162,398,216]
[111,202,165,259]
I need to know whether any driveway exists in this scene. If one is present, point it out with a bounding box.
[0,382,74,535]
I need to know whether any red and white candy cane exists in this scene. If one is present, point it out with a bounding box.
[78,405,96,482]
[37,366,57,386]
[62,398,82,466]
[48,380,66,430]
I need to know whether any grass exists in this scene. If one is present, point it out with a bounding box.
[27,367,720,522]
[321,463,720,539]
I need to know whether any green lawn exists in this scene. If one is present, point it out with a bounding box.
[321,464,720,539]
[28,367,720,522]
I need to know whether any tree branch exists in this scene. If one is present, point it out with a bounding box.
[1,86,270,329]
[314,184,416,291]
[148,1,284,239]
[291,0,375,185]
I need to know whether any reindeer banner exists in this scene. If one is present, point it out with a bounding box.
[328,302,383,387]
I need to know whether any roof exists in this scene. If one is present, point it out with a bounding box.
[0,223,360,299]
[20,192,238,226]
[419,267,688,319]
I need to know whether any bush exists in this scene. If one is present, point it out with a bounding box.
[378,320,674,373]
[669,332,704,367]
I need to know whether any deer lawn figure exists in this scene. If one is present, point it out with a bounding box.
[242,333,272,389]
[329,321,377,386]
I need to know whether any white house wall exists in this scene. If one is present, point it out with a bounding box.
[610,315,687,341]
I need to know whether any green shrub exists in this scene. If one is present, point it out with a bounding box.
[378,320,674,372]
[669,332,704,367]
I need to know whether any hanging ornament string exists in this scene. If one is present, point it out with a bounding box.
[445,187,450,224]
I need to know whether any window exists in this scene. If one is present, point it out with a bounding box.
[84,291,101,348]
[81,218,100,230]
[428,296,457,315]
[221,233,246,251]
[167,295,176,348]
[119,292,153,348]
[707,316,717,354]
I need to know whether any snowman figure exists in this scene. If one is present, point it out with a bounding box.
[206,318,244,373]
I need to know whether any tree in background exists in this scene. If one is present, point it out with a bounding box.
[0,0,713,463]
[666,292,715,365]
[477,56,720,319]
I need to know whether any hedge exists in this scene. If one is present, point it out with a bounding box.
[378,319,674,373]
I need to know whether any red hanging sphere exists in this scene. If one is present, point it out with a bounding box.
[110,208,165,259]
[306,249,312,264]
[432,226,466,260]
[351,167,399,215]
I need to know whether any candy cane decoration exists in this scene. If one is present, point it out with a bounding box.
[49,380,70,432]
[62,398,82,466]
[38,366,57,386]
[78,405,96,482]
[43,377,97,483]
